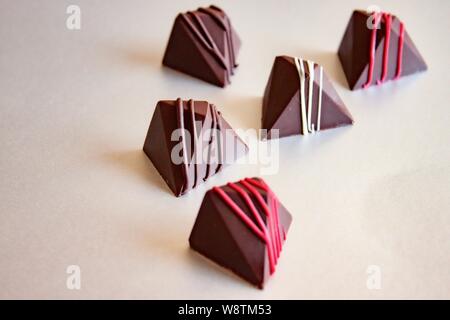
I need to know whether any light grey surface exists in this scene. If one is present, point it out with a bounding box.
[0,0,449,299]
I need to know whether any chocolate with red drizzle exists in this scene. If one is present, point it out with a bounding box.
[189,178,292,289]
[143,99,248,197]
[338,10,427,90]
[163,5,241,87]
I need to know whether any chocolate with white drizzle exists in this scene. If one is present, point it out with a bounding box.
[143,99,248,197]
[262,56,353,140]
[294,58,324,135]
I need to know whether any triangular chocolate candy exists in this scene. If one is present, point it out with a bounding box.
[338,10,427,90]
[162,5,241,87]
[143,99,248,197]
[189,177,292,289]
[262,56,353,139]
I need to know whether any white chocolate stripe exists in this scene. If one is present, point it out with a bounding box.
[294,57,324,135]
[317,66,323,131]
[307,60,315,132]
[294,57,308,135]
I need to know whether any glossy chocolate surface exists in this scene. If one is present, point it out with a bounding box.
[163,5,240,87]
[143,99,248,196]
[338,10,427,90]
[189,178,292,289]
[262,56,353,139]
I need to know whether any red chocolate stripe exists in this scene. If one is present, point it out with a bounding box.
[395,21,405,79]
[377,13,392,84]
[245,178,283,256]
[363,12,380,89]
[364,11,406,88]
[213,186,266,241]
[213,178,285,275]
[227,182,276,274]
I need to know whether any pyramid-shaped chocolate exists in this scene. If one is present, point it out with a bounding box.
[338,10,427,90]
[189,177,292,289]
[262,56,353,139]
[143,99,248,197]
[162,5,241,87]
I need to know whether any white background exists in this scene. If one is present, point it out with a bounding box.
[0,0,449,299]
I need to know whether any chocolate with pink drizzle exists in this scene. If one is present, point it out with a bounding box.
[338,10,427,90]
[189,177,292,289]
[363,11,405,88]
